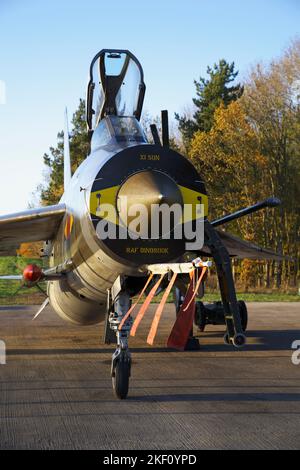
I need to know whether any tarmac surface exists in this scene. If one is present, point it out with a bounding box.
[0,302,299,449]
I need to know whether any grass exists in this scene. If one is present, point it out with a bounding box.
[150,291,300,303]
[196,292,300,302]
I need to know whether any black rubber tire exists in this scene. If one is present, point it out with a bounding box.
[232,333,246,348]
[112,359,130,399]
[238,300,248,332]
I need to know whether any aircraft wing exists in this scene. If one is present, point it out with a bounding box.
[0,204,66,256]
[202,230,286,261]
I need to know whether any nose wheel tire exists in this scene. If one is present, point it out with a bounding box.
[112,357,131,399]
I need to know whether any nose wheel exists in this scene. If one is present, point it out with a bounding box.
[109,285,133,400]
[111,349,131,399]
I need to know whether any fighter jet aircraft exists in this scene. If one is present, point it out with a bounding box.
[0,50,284,399]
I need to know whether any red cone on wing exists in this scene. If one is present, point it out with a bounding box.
[23,264,43,283]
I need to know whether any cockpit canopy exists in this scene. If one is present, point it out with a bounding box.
[86,49,146,132]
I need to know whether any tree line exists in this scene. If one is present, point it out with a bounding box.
[40,40,300,291]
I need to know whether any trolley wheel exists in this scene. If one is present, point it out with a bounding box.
[112,358,130,400]
[232,333,246,348]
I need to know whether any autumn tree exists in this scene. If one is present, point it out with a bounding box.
[190,100,284,289]
[190,40,300,289]
[17,242,43,258]
[190,101,267,224]
[175,59,243,148]
[241,39,300,288]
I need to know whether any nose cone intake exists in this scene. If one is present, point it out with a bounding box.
[117,170,183,238]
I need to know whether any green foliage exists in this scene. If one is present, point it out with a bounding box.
[175,59,243,147]
[141,290,300,303]
[202,292,300,302]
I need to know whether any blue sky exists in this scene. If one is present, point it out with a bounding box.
[0,0,299,214]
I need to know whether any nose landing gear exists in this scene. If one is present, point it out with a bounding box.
[111,347,131,399]
[109,288,133,399]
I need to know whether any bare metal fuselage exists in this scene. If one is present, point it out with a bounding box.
[48,137,147,325]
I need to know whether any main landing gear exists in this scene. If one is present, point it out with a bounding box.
[204,220,247,348]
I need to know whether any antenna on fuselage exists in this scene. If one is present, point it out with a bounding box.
[150,124,161,146]
[150,110,170,147]
[161,110,169,148]
[64,107,72,189]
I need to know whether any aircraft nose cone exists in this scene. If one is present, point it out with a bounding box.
[117,170,183,238]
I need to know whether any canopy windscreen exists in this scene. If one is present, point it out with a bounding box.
[88,51,145,129]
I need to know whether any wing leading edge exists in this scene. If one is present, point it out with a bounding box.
[0,204,66,256]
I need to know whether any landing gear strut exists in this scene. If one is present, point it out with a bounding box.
[109,289,132,399]
[204,220,246,348]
